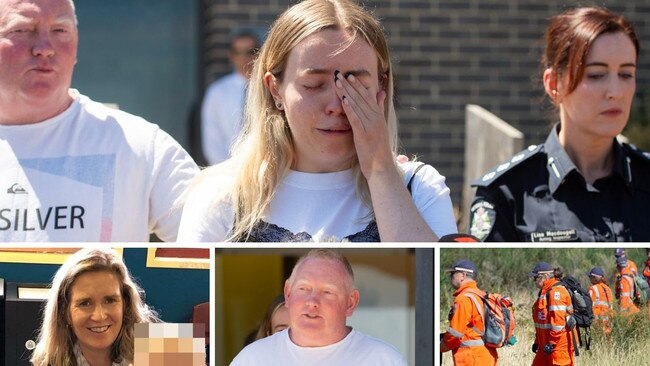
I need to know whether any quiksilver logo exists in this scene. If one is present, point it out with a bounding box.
[7,183,27,194]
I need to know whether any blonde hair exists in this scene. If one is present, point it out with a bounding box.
[214,0,398,241]
[31,248,160,366]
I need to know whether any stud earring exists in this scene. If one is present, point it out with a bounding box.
[276,102,283,110]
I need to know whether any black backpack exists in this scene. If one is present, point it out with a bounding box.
[547,276,594,355]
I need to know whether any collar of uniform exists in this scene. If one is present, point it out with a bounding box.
[610,139,633,192]
[540,277,560,294]
[453,280,478,297]
[544,125,632,194]
[544,124,577,194]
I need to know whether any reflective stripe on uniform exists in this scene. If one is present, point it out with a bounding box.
[548,305,568,311]
[592,286,600,301]
[620,292,631,297]
[535,323,552,329]
[460,339,485,347]
[463,293,484,319]
[551,325,565,331]
[593,300,610,306]
[447,327,464,339]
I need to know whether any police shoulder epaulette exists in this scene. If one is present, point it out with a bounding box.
[622,143,650,164]
[472,144,544,187]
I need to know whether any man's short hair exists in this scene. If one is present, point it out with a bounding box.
[288,249,355,291]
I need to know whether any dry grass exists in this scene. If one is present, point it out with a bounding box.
[439,248,650,365]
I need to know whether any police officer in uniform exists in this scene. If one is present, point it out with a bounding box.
[468,7,650,242]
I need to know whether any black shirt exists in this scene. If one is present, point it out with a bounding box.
[469,125,650,242]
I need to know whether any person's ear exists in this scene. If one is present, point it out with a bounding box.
[264,71,283,108]
[543,68,561,104]
[283,279,291,301]
[345,289,360,317]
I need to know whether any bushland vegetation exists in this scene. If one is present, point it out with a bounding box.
[439,248,650,366]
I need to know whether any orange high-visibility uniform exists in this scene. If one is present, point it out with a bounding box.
[616,267,640,315]
[441,281,498,366]
[588,282,614,333]
[531,278,575,366]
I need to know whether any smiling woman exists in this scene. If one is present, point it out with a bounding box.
[30,248,160,366]
[178,0,457,243]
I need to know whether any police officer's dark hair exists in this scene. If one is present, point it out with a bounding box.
[552,267,564,280]
[542,7,639,96]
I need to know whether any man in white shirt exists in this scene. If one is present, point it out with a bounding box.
[200,29,260,165]
[0,0,198,241]
[230,249,407,366]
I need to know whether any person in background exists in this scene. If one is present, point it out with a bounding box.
[31,248,159,366]
[614,248,638,276]
[469,7,649,242]
[615,256,640,315]
[441,259,498,366]
[0,0,198,242]
[255,294,289,340]
[586,267,614,334]
[201,28,261,165]
[230,249,406,365]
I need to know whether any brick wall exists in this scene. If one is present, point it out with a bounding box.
[200,0,650,213]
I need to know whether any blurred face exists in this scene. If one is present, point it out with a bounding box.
[229,35,257,79]
[554,32,636,141]
[284,257,359,347]
[0,0,78,123]
[533,274,546,289]
[589,275,600,285]
[449,271,466,290]
[68,271,123,360]
[266,29,382,173]
[270,305,289,335]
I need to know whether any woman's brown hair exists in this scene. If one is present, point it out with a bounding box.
[542,7,639,95]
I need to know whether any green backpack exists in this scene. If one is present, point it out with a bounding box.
[622,274,649,305]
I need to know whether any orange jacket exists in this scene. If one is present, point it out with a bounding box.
[442,281,497,365]
[643,259,650,286]
[616,268,640,315]
[531,278,575,366]
[588,282,614,321]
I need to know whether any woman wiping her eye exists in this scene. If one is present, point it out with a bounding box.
[178,0,457,242]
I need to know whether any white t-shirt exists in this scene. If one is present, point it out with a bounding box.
[230,329,407,366]
[201,71,247,165]
[0,90,198,242]
[178,161,457,241]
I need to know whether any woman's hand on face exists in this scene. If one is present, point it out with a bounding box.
[334,70,395,182]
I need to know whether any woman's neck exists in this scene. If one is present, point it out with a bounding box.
[558,125,615,185]
[79,346,112,366]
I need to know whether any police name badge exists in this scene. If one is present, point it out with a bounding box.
[469,201,496,240]
[530,229,578,242]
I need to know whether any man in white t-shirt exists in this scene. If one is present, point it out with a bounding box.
[0,0,198,241]
[230,249,407,366]
[200,29,260,165]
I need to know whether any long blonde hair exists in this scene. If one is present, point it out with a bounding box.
[216,0,398,241]
[31,248,160,366]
